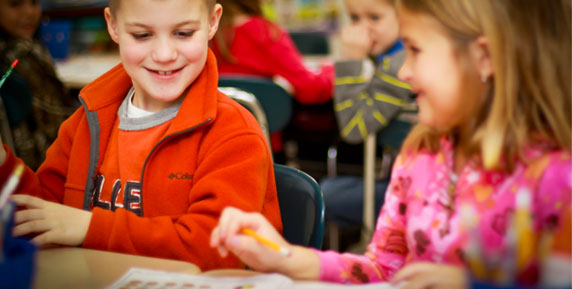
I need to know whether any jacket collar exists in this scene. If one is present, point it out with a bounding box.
[79,49,220,133]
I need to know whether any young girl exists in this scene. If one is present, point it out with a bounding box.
[211,0,334,105]
[0,0,76,170]
[210,0,571,287]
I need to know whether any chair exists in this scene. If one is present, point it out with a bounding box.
[274,164,325,249]
[325,117,414,251]
[218,76,292,134]
[289,30,330,55]
[0,74,33,151]
[219,87,271,148]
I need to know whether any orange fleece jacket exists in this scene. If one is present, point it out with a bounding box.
[0,50,282,271]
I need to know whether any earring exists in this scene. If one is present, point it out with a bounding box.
[481,74,488,83]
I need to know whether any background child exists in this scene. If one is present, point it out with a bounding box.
[0,0,77,170]
[321,0,415,244]
[211,0,334,105]
[212,0,337,161]
[0,0,282,271]
[210,0,571,287]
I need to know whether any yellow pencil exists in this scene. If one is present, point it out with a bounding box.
[241,228,291,257]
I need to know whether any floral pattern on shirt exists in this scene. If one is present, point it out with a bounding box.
[317,138,571,284]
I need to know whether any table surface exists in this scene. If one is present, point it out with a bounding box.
[55,54,121,89]
[34,247,200,289]
[54,53,332,90]
[33,247,401,289]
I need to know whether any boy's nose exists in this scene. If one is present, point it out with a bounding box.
[151,38,177,62]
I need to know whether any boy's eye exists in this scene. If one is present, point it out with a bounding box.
[132,33,151,40]
[350,14,360,23]
[174,31,195,38]
[368,14,380,21]
[9,0,22,7]
[407,46,420,55]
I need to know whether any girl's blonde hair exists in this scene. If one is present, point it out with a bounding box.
[397,0,571,171]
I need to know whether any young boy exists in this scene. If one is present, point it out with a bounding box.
[334,0,414,142]
[322,0,416,242]
[0,0,282,271]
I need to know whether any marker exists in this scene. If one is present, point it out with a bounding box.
[0,162,24,210]
[241,228,291,257]
[460,204,488,280]
[0,59,19,90]
[514,189,534,274]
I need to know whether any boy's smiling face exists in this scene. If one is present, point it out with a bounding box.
[105,0,221,112]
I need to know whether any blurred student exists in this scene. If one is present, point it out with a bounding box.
[210,0,571,287]
[211,0,334,105]
[0,0,282,271]
[0,0,76,170]
[321,0,415,233]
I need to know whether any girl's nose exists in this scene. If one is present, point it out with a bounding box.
[397,60,411,82]
[151,37,177,62]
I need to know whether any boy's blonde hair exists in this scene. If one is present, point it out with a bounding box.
[397,0,571,171]
[108,0,217,16]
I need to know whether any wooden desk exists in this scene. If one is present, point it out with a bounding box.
[34,247,200,289]
[55,54,121,89]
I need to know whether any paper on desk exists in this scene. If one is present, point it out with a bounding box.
[105,268,293,289]
[294,281,402,289]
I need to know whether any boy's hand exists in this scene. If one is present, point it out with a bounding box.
[391,262,467,289]
[340,24,371,60]
[11,195,92,247]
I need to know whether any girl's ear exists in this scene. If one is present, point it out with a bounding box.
[208,4,223,40]
[104,7,119,44]
[470,36,493,81]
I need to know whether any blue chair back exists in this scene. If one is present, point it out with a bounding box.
[218,76,292,133]
[219,87,272,149]
[274,164,324,249]
[377,118,413,150]
[289,30,330,55]
[0,74,33,126]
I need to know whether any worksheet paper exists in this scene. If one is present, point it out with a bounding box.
[106,268,293,289]
[106,268,401,289]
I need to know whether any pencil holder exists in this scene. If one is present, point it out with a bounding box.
[471,280,561,289]
[40,19,72,60]
[0,203,37,289]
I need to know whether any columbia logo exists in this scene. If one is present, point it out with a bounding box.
[168,172,193,180]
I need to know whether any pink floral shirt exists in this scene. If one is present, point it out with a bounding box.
[317,139,571,284]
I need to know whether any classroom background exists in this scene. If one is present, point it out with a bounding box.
[0,0,416,253]
[32,0,390,254]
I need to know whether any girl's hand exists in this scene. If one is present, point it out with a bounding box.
[11,195,92,247]
[391,262,468,289]
[210,207,291,272]
[340,23,371,60]
[210,207,320,280]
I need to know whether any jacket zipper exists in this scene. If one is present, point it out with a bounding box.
[137,118,213,216]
